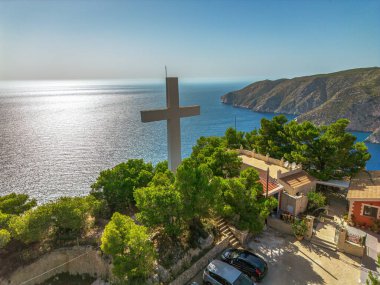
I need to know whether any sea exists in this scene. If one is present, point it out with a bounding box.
[0,80,379,203]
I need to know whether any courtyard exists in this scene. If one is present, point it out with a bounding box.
[190,228,361,285]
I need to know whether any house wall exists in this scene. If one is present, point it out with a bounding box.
[350,200,380,226]
[295,195,309,215]
[280,192,308,216]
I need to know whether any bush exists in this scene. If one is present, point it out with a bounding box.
[51,197,93,236]
[0,229,11,248]
[0,193,36,215]
[307,191,327,213]
[292,219,307,238]
[0,211,11,229]
[8,204,52,244]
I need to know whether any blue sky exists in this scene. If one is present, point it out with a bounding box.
[0,0,379,81]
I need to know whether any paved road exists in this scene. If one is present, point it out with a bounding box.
[190,228,361,285]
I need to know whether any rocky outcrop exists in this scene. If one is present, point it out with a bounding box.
[366,127,380,144]
[221,67,380,141]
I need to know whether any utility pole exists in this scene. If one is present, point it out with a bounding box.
[266,167,269,198]
[234,115,237,147]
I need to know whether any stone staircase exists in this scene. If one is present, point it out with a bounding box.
[216,217,243,249]
[311,220,337,252]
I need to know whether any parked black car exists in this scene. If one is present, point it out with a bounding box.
[221,248,268,282]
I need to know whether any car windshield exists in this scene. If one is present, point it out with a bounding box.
[230,250,239,259]
[240,253,265,272]
[233,273,252,285]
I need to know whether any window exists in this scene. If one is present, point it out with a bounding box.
[209,272,228,285]
[363,205,378,218]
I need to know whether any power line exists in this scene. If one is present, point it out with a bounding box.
[20,249,89,285]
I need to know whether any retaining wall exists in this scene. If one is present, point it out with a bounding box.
[169,237,229,285]
[0,246,110,285]
[267,216,293,235]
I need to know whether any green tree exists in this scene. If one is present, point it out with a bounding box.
[0,229,11,249]
[51,197,93,236]
[191,136,226,165]
[244,129,258,150]
[175,159,222,223]
[134,173,183,237]
[8,204,53,244]
[252,115,291,158]
[191,136,242,178]
[225,127,246,149]
[285,119,371,180]
[219,168,277,234]
[91,159,155,213]
[0,193,36,215]
[208,147,242,178]
[100,213,155,281]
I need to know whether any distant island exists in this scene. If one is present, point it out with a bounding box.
[221,67,380,143]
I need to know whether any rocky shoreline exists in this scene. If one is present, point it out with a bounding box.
[221,67,380,143]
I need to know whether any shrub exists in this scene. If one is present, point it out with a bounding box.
[292,219,308,238]
[0,193,36,215]
[0,229,11,248]
[8,204,53,244]
[307,191,327,212]
[51,197,92,236]
[0,211,11,229]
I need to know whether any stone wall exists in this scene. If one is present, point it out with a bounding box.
[169,237,229,285]
[228,224,250,246]
[0,246,110,285]
[280,192,308,216]
[336,228,365,257]
[237,149,301,171]
[267,216,293,235]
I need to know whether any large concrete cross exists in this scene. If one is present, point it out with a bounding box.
[140,77,200,172]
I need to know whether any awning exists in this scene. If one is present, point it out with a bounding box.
[317,180,350,189]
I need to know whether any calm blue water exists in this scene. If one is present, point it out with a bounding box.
[0,81,379,202]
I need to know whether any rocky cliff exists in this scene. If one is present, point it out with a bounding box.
[366,127,380,144]
[221,67,380,139]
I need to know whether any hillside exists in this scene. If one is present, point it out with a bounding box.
[221,67,380,139]
[366,127,380,144]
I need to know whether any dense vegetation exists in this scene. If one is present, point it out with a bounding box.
[224,116,370,180]
[0,117,370,282]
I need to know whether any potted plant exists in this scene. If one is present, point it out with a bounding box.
[292,219,307,241]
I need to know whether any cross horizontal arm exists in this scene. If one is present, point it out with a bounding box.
[140,108,168,122]
[179,105,200,118]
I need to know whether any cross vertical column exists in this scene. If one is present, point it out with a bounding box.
[166,77,181,171]
[140,77,200,172]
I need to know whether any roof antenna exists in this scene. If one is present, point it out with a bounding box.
[165,65,167,78]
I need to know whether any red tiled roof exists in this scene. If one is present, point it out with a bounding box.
[258,170,282,194]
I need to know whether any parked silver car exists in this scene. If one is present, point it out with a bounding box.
[203,259,255,285]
